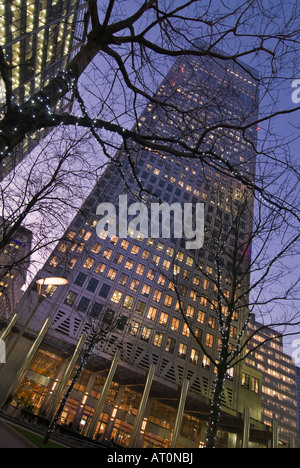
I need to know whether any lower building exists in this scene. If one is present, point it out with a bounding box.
[0,286,283,449]
[0,46,294,448]
[0,222,32,319]
[246,316,298,447]
[296,367,300,447]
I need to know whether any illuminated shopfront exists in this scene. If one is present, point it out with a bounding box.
[8,342,273,448]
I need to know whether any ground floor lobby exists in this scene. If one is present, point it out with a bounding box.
[0,343,276,449]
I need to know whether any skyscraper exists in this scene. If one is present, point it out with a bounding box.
[246,316,298,447]
[0,221,32,319]
[0,48,277,448]
[296,367,300,447]
[0,0,88,180]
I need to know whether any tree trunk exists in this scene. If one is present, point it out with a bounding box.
[205,361,227,448]
[43,358,85,445]
[43,340,95,445]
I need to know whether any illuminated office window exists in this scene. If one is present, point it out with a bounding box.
[178,343,187,359]
[147,306,157,321]
[153,332,163,348]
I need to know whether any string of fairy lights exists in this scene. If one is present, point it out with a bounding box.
[0,68,77,159]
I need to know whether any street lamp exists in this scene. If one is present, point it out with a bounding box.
[36,276,68,287]
[36,276,69,302]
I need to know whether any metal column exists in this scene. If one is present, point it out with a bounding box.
[0,314,19,342]
[0,318,52,408]
[242,407,250,448]
[272,420,279,448]
[46,333,87,420]
[86,348,121,439]
[170,379,190,448]
[129,364,156,448]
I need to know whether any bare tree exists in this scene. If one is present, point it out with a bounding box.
[167,175,299,448]
[0,126,105,290]
[0,1,299,271]
[0,1,299,209]
[43,302,121,446]
[0,1,299,448]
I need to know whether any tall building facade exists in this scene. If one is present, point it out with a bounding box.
[246,317,298,447]
[0,50,279,447]
[296,367,300,447]
[0,0,88,180]
[0,222,32,318]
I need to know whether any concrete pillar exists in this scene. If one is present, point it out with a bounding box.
[45,333,87,420]
[272,420,279,448]
[4,297,46,363]
[289,437,295,448]
[170,379,189,448]
[0,314,19,342]
[0,318,52,408]
[129,364,156,448]
[242,407,250,448]
[86,349,121,439]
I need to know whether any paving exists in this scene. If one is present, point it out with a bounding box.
[0,418,35,448]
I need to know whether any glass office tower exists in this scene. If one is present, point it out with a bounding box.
[0,222,32,318]
[0,49,275,448]
[0,0,88,180]
[246,316,298,447]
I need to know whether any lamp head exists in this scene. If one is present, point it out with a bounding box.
[36,277,68,286]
